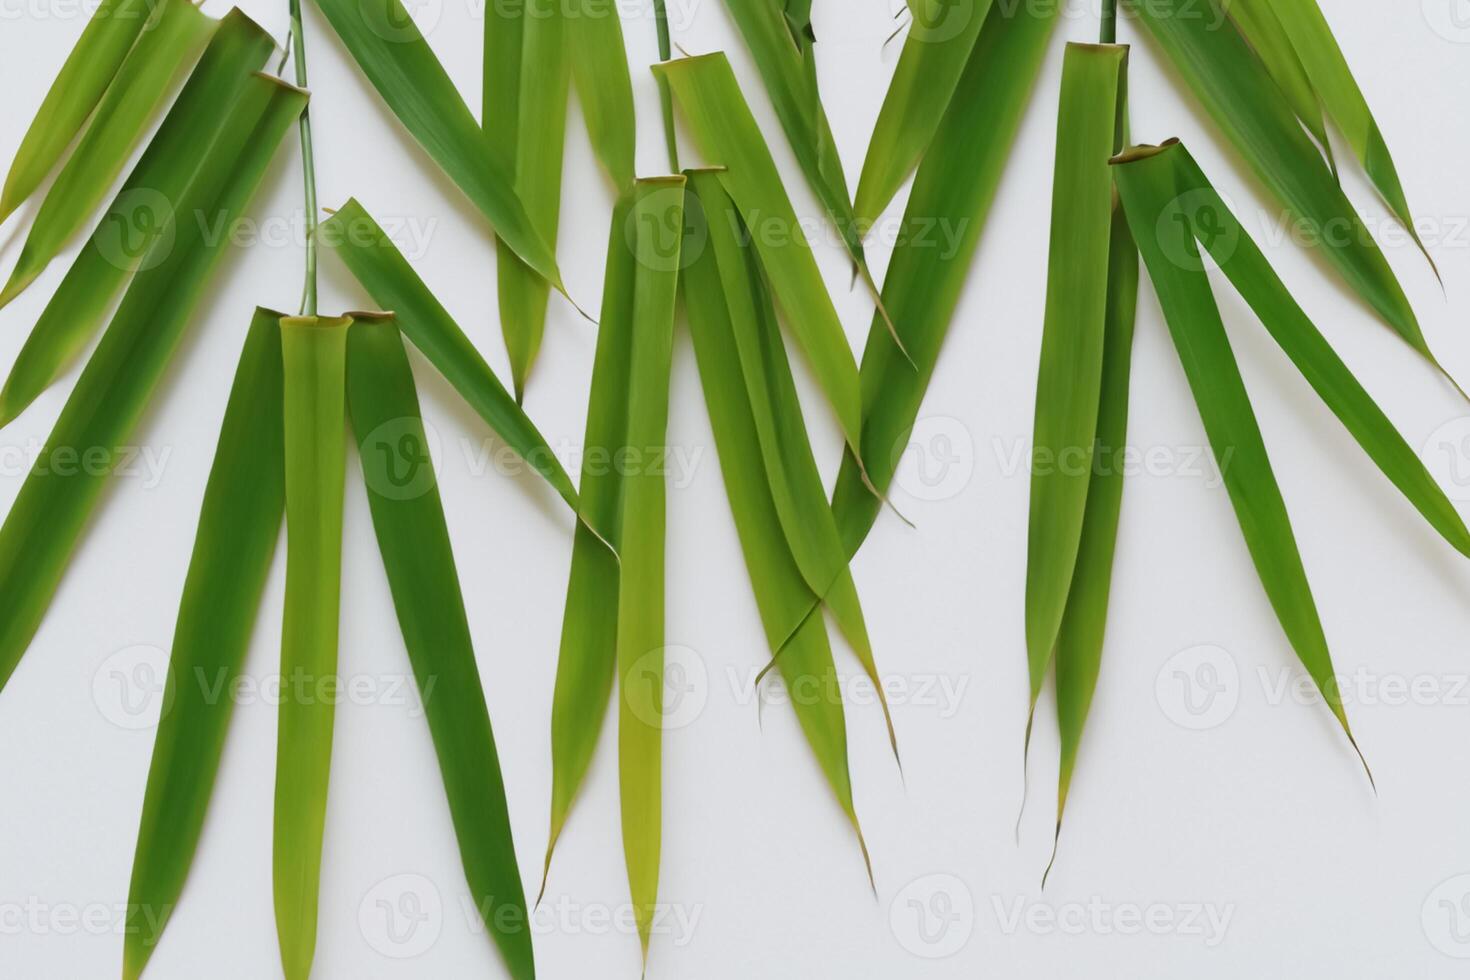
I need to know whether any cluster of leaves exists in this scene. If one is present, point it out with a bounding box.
[0,0,1458,977]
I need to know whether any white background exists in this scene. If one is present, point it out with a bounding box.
[3,0,1470,976]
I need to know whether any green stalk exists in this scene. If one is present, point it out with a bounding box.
[652,0,678,170]
[274,314,352,980]
[1101,0,1117,44]
[288,0,319,316]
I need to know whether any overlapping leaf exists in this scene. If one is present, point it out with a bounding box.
[123,309,287,980]
[348,316,535,980]
[0,73,306,693]
[0,10,277,427]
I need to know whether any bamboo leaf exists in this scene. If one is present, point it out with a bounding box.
[542,190,637,884]
[0,9,278,428]
[0,0,153,224]
[1155,140,1470,557]
[685,169,896,757]
[319,199,580,510]
[615,177,683,962]
[682,172,874,864]
[653,53,866,462]
[0,0,216,307]
[1112,141,1365,766]
[1248,0,1433,266]
[1050,197,1138,873]
[0,73,306,694]
[852,0,993,227]
[1025,43,1129,737]
[347,316,535,980]
[829,0,1058,554]
[1223,0,1334,171]
[312,0,568,292]
[567,0,636,189]
[123,309,287,980]
[720,0,866,267]
[492,0,571,400]
[1126,0,1426,360]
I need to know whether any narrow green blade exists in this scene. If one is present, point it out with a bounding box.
[347,316,535,980]
[493,0,570,400]
[568,0,636,188]
[1265,0,1433,266]
[1224,0,1334,170]
[1127,0,1425,358]
[829,0,1058,554]
[852,0,994,226]
[686,169,896,757]
[123,309,287,980]
[1051,198,1138,872]
[0,0,152,224]
[1025,43,1129,717]
[542,191,637,884]
[1165,141,1470,557]
[1112,141,1363,762]
[312,0,567,292]
[653,53,866,460]
[274,314,352,980]
[319,199,579,510]
[0,73,306,694]
[0,0,215,307]
[682,174,873,865]
[0,9,277,428]
[616,177,683,963]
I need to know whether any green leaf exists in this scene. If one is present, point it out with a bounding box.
[491,0,570,400]
[720,0,866,267]
[653,53,866,463]
[0,73,306,695]
[0,9,277,428]
[1051,196,1137,873]
[1154,140,1470,558]
[1112,140,1366,768]
[852,0,993,226]
[347,316,535,980]
[567,0,636,188]
[312,0,567,292]
[682,171,875,867]
[0,0,153,224]
[684,169,896,758]
[1223,0,1334,171]
[1025,43,1129,731]
[274,314,352,980]
[1251,0,1433,267]
[829,0,1058,554]
[123,308,287,980]
[319,199,580,510]
[0,0,216,307]
[614,177,683,962]
[1126,0,1426,361]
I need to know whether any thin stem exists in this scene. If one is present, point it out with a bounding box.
[652,0,678,172]
[1100,0,1117,44]
[289,0,319,317]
